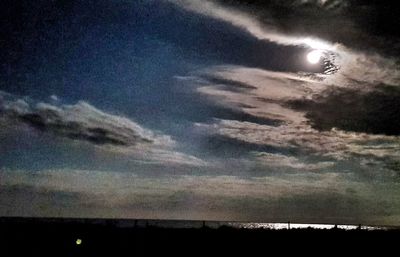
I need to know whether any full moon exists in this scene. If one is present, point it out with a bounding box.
[307,50,323,64]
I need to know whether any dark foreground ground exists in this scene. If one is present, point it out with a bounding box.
[1,217,399,256]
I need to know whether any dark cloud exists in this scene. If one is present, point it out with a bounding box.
[19,113,138,146]
[199,134,287,158]
[175,74,284,126]
[0,93,173,147]
[203,76,258,91]
[150,3,325,73]
[385,161,400,174]
[0,92,208,166]
[287,85,400,136]
[204,106,282,126]
[0,184,83,216]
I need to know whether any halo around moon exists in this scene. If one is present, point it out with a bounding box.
[307,50,323,64]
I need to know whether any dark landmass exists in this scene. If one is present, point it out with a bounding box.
[1,217,399,256]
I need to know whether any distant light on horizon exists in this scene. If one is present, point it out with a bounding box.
[227,222,384,231]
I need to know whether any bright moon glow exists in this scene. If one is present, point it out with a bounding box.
[76,239,82,245]
[303,38,332,50]
[307,50,323,64]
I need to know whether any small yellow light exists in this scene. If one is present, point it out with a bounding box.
[76,238,82,245]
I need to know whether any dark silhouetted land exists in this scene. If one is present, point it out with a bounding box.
[1,217,399,256]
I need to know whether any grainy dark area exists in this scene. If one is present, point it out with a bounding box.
[1,217,399,256]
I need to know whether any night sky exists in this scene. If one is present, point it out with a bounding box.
[1,0,400,225]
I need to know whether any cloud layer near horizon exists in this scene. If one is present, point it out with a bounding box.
[2,168,399,225]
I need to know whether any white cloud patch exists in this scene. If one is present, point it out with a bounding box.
[253,152,334,171]
[196,119,400,162]
[50,95,59,101]
[0,91,205,166]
